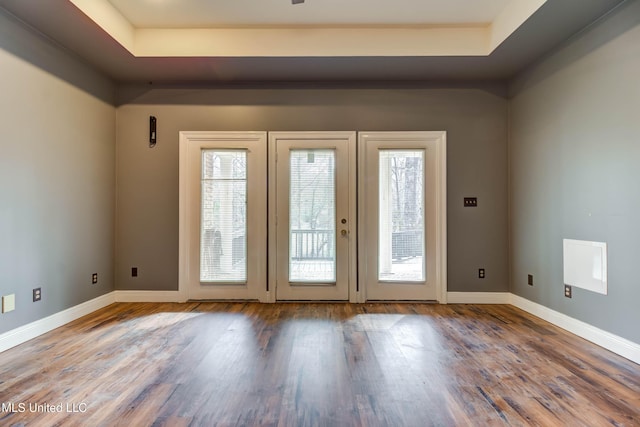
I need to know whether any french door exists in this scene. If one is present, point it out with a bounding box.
[358,131,447,302]
[179,131,444,302]
[179,132,267,300]
[269,132,356,301]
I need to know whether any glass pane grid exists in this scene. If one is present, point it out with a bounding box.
[378,150,425,282]
[200,150,247,283]
[289,149,336,283]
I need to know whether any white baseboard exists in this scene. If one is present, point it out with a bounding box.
[510,294,640,365]
[447,292,511,304]
[0,292,116,353]
[114,290,186,303]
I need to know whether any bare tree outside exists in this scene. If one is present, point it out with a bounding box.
[380,150,425,281]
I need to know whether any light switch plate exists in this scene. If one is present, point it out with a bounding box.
[2,294,16,313]
[463,197,478,207]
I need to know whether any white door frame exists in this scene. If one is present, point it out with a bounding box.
[357,131,447,303]
[268,131,357,302]
[178,131,268,302]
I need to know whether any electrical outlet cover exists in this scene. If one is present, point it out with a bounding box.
[564,284,572,298]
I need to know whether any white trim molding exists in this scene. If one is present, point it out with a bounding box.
[447,292,511,304]
[510,294,640,365]
[0,292,116,353]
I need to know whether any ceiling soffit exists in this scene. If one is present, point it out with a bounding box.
[69,0,547,57]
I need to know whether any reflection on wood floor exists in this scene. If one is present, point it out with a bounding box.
[0,302,638,426]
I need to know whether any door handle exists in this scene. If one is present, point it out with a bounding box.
[340,229,348,237]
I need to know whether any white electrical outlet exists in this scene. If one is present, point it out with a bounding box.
[2,294,16,313]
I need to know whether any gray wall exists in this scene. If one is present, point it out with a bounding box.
[508,0,640,343]
[115,84,509,293]
[0,9,116,334]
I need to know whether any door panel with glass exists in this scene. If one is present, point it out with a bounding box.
[359,132,446,301]
[179,132,267,301]
[269,132,356,301]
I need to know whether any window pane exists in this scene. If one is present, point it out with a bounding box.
[200,150,247,282]
[289,149,336,282]
[379,150,425,281]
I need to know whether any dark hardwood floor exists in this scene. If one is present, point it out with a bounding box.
[0,302,638,426]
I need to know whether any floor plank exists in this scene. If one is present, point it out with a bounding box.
[0,302,638,426]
